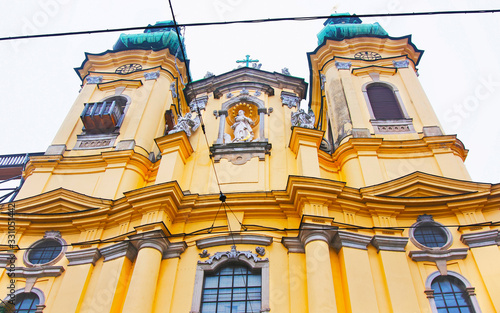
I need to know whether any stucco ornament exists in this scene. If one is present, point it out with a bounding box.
[231,110,255,142]
[200,245,267,264]
[170,81,178,98]
[291,109,315,129]
[167,112,200,137]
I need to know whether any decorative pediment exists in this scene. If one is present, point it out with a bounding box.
[11,188,111,214]
[361,172,491,198]
[199,245,267,265]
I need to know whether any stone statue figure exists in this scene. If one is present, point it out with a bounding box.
[231,110,254,142]
[291,108,315,129]
[167,112,200,137]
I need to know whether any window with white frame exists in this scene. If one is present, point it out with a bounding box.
[362,81,415,134]
[201,264,262,313]
[24,231,66,267]
[425,271,481,313]
[191,245,270,313]
[3,288,45,313]
[409,215,452,250]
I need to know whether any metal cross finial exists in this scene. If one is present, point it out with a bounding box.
[236,55,259,67]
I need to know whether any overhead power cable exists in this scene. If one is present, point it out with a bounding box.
[167,0,191,83]
[1,9,500,42]
[6,220,500,252]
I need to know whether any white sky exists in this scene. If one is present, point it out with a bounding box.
[0,0,499,184]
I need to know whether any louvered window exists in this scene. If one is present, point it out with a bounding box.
[367,85,404,119]
[80,96,128,133]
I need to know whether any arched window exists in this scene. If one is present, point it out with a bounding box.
[14,292,40,313]
[201,264,261,313]
[366,84,404,120]
[3,288,45,313]
[426,272,481,313]
[432,276,475,312]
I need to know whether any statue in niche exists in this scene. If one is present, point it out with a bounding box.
[291,108,315,129]
[231,110,255,142]
[168,112,200,137]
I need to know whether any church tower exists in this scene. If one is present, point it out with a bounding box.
[16,21,190,200]
[307,14,470,187]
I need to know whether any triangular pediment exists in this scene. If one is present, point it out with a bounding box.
[361,172,491,198]
[11,188,112,214]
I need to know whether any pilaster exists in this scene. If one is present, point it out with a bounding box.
[289,127,324,178]
[461,230,500,311]
[50,250,95,313]
[372,236,420,313]
[80,242,136,313]
[122,229,186,312]
[300,223,337,313]
[333,231,378,313]
[155,131,194,183]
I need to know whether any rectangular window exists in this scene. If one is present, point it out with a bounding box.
[201,265,262,313]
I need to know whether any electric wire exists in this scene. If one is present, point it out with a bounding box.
[5,221,500,252]
[1,9,500,42]
[167,0,191,83]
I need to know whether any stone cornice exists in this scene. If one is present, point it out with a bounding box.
[164,241,188,259]
[3,174,498,236]
[409,248,468,275]
[371,235,408,252]
[66,248,101,266]
[196,235,273,249]
[100,242,137,262]
[0,253,16,268]
[75,48,187,82]
[332,231,372,251]
[461,230,499,248]
[213,82,275,99]
[281,237,305,253]
[289,127,324,155]
[184,67,307,103]
[14,266,65,278]
[155,131,194,163]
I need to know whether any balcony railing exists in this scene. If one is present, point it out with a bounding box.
[80,100,124,133]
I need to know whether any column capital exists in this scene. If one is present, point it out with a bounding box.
[461,230,499,248]
[299,223,336,246]
[66,248,101,266]
[331,231,372,252]
[100,241,138,262]
[371,235,408,252]
[129,230,170,254]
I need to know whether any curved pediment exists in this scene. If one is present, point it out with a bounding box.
[361,172,491,198]
[9,188,112,215]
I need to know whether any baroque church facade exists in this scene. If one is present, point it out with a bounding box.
[1,14,499,313]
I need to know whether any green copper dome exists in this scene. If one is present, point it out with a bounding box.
[317,13,388,45]
[113,21,187,60]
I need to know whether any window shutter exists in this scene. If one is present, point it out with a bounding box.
[367,85,404,119]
